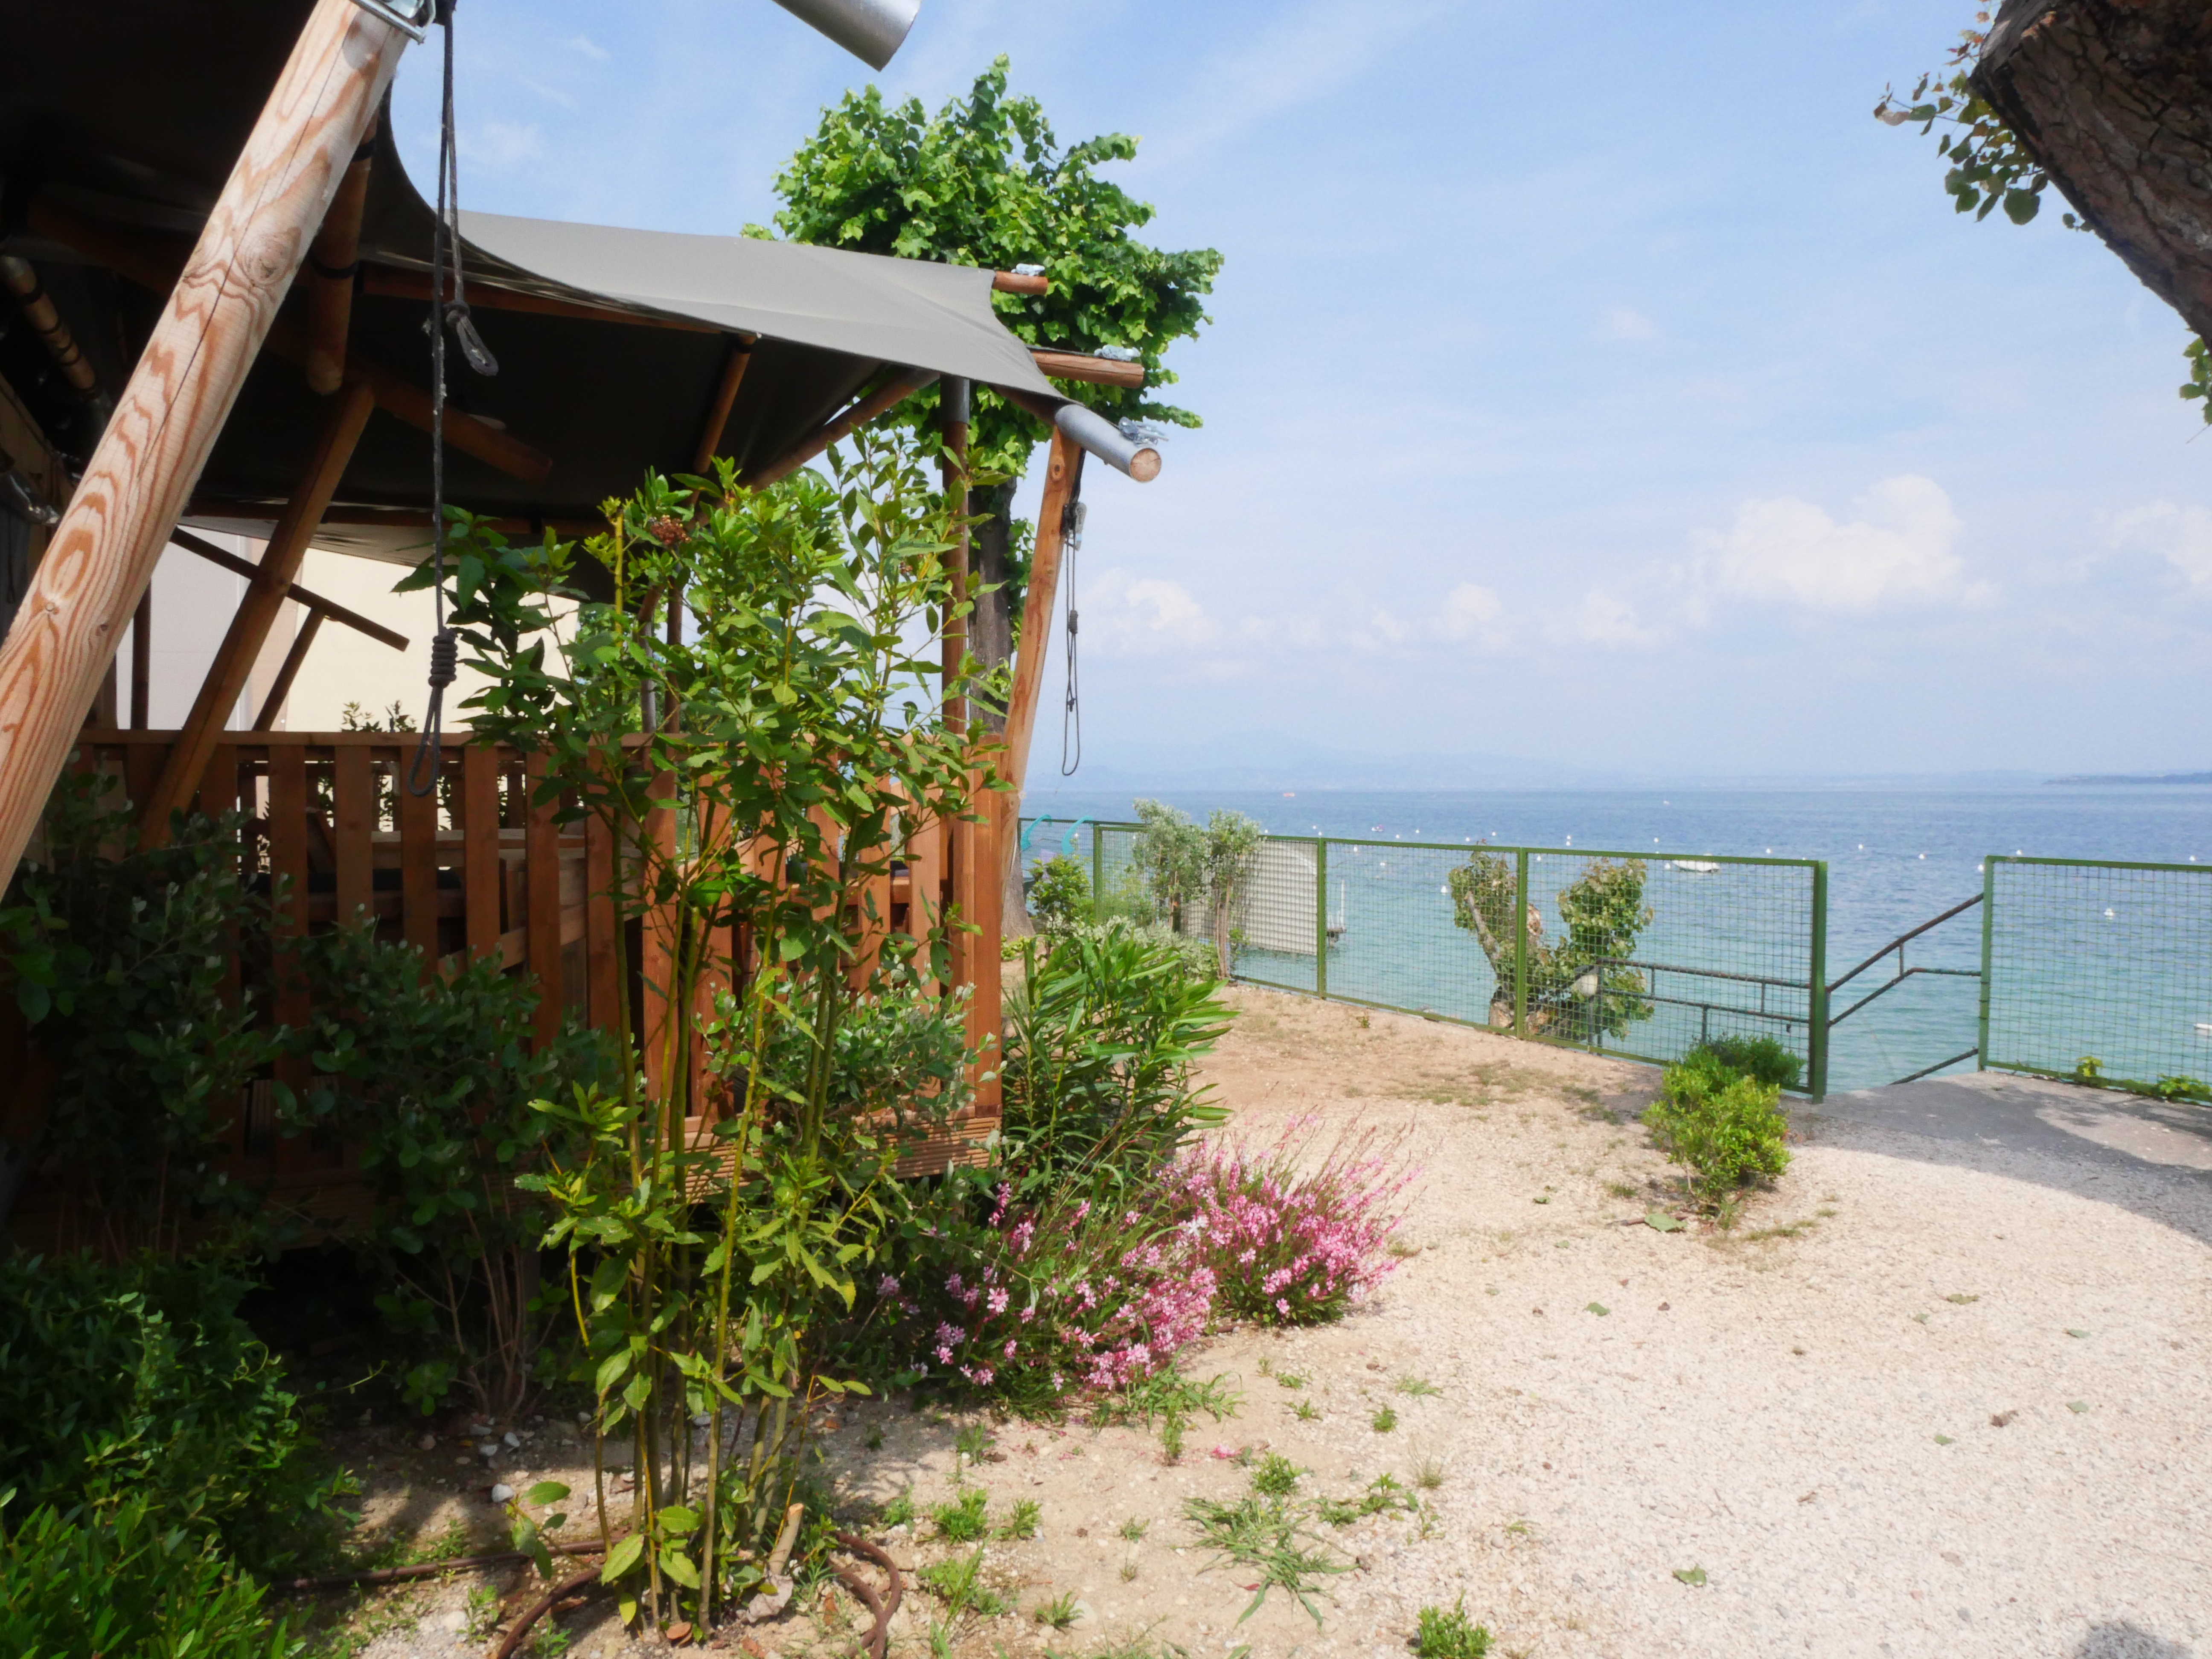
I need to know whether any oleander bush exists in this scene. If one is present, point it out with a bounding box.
[1682,1033,1802,1091]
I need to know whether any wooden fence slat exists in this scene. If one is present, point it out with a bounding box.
[524,751,562,1051]
[971,785,1004,1119]
[639,770,678,1105]
[397,760,438,968]
[332,745,372,927]
[267,744,312,1169]
[462,745,501,961]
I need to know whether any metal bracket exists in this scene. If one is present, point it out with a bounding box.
[347,0,434,42]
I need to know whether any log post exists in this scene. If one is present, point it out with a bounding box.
[938,381,972,996]
[0,0,408,880]
[303,131,375,395]
[1001,428,1083,797]
[129,588,151,728]
[691,341,752,474]
[141,380,375,838]
[250,606,327,731]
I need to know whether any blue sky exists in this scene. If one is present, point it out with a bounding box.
[390,0,2212,779]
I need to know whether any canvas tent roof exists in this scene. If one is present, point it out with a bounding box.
[0,0,1061,564]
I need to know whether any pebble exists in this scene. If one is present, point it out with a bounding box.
[489,1482,515,1504]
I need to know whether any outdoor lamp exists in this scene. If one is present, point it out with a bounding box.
[768,0,920,68]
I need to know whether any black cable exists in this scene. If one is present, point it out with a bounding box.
[408,0,496,797]
[1059,496,1082,777]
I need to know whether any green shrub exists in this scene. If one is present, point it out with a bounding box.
[1684,1033,1802,1091]
[1645,1067,1790,1200]
[1,772,284,1253]
[0,1255,350,1577]
[1026,856,1092,933]
[288,920,613,1420]
[1413,1596,1491,1658]
[1000,924,1231,1186]
[0,1496,302,1659]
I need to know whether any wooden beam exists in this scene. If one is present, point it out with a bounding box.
[359,264,726,333]
[23,199,551,485]
[993,271,1050,295]
[0,0,408,885]
[168,527,407,651]
[0,258,99,395]
[1031,348,1144,389]
[250,606,324,730]
[140,380,376,839]
[130,588,151,728]
[691,341,752,473]
[303,135,374,394]
[745,367,937,489]
[1000,428,1083,796]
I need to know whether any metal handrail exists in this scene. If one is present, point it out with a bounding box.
[1828,892,1982,994]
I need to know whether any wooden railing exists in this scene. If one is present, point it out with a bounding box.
[2,730,998,1245]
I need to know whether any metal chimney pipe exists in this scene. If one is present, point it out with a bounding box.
[768,0,920,68]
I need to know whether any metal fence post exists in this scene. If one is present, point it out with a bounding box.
[1976,855,1997,1071]
[1807,861,1829,1101]
[1513,850,1529,1039]
[1091,822,1103,918]
[1315,838,1330,1000]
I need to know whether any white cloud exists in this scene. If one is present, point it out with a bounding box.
[1556,589,1657,648]
[2110,501,2212,590]
[1601,306,1659,342]
[1700,474,1979,611]
[566,33,609,61]
[1439,582,1506,644]
[1082,570,1218,655]
[463,120,544,168]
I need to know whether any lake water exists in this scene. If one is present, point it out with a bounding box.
[1014,783,2212,1096]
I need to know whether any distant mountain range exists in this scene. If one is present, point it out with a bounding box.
[1048,731,2052,792]
[2048,771,2212,786]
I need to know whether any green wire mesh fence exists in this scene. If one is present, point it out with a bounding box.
[1023,820,1830,1095]
[1980,856,2212,1093]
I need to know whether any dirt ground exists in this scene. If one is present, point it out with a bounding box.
[318,987,2212,1659]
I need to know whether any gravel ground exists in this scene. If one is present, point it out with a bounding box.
[318,987,2212,1659]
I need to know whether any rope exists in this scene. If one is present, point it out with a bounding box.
[407,0,497,796]
[1059,494,1083,777]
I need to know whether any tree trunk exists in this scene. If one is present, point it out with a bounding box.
[1976,0,2212,342]
[967,482,1032,937]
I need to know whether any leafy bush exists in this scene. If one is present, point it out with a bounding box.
[0,1496,302,1659]
[1684,1033,1802,1091]
[1,771,282,1253]
[1000,924,1231,1187]
[1645,1065,1790,1201]
[1026,856,1092,933]
[1169,1118,1411,1326]
[0,1255,350,1577]
[1129,801,1262,975]
[286,920,612,1420]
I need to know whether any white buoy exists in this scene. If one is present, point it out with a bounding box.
[2105,908,2116,918]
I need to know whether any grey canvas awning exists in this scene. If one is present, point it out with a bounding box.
[0,0,1067,566]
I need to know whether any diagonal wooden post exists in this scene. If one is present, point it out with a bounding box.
[995,429,1083,918]
[0,0,407,878]
[140,380,375,839]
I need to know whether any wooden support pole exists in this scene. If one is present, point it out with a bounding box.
[141,381,375,838]
[250,606,325,731]
[130,588,151,728]
[745,368,937,489]
[1000,429,1083,797]
[691,341,752,474]
[0,0,407,882]
[938,383,972,995]
[1030,349,1144,389]
[303,133,374,394]
[0,257,99,396]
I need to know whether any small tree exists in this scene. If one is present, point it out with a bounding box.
[1447,853,1653,1041]
[1131,800,1261,977]
[767,56,1222,709]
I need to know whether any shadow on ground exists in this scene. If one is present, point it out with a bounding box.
[1793,1068,2212,1247]
[2073,1622,2196,1659]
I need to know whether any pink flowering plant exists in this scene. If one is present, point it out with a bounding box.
[885,1179,1218,1415]
[1169,1117,1414,1327]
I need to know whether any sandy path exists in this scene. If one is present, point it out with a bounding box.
[327,986,2212,1659]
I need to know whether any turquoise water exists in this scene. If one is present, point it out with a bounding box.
[1016,784,2212,1095]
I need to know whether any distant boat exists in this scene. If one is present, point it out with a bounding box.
[1673,859,1720,874]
